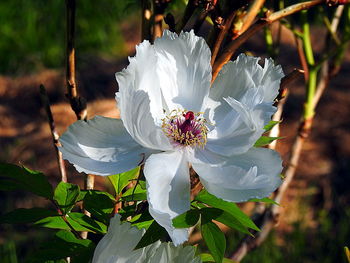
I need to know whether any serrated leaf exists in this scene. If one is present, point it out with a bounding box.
[108,166,140,195]
[0,208,58,224]
[53,182,80,214]
[254,136,282,147]
[134,220,167,250]
[0,163,53,199]
[172,209,200,228]
[121,181,147,202]
[201,221,226,263]
[26,230,95,263]
[248,197,279,205]
[200,208,251,235]
[264,120,281,132]
[83,190,115,224]
[200,253,238,263]
[68,212,107,234]
[195,190,259,231]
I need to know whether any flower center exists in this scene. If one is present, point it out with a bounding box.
[162,109,208,148]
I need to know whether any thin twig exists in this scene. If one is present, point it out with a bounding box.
[212,0,326,82]
[65,0,87,121]
[269,69,304,149]
[210,10,237,66]
[66,0,92,240]
[51,199,82,239]
[234,0,266,38]
[230,6,346,261]
[142,0,152,41]
[175,0,197,33]
[39,85,67,183]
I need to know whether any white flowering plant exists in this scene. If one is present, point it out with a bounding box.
[1,1,349,263]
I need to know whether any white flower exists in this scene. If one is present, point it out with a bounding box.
[60,30,284,246]
[92,214,201,263]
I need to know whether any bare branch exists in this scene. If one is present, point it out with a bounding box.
[235,0,266,37]
[212,0,327,82]
[39,85,67,183]
[65,0,87,121]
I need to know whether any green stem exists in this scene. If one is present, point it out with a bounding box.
[301,10,317,119]
[263,25,275,58]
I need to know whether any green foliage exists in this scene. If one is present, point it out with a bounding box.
[108,166,140,195]
[201,253,237,263]
[121,180,147,201]
[135,220,168,250]
[0,163,53,199]
[26,230,95,263]
[68,213,107,234]
[83,190,115,225]
[0,0,136,74]
[0,208,58,224]
[263,121,281,132]
[195,190,260,232]
[0,241,18,263]
[172,190,261,262]
[173,209,200,228]
[248,197,279,205]
[254,136,282,147]
[53,182,80,214]
[201,221,226,263]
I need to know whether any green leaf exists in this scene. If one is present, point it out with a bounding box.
[200,208,251,235]
[83,190,115,224]
[68,212,107,234]
[195,190,259,231]
[0,241,18,263]
[0,163,53,199]
[129,209,154,230]
[201,221,226,263]
[200,253,238,263]
[254,136,282,147]
[121,181,147,201]
[263,120,280,132]
[248,197,279,205]
[172,209,200,228]
[77,190,87,202]
[135,220,167,250]
[0,179,24,191]
[53,182,80,214]
[0,208,58,224]
[26,230,95,262]
[108,166,140,195]
[34,215,97,232]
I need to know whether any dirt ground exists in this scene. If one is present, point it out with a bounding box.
[0,24,349,260]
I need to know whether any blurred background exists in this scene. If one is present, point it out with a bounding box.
[0,0,349,262]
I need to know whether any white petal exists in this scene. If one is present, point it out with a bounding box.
[59,116,151,176]
[205,54,283,156]
[116,41,172,151]
[154,30,211,112]
[149,243,202,263]
[186,147,226,166]
[93,215,201,263]
[144,151,190,245]
[210,54,284,103]
[192,147,282,202]
[205,96,276,156]
[92,214,159,263]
